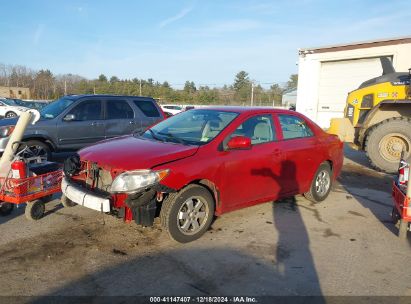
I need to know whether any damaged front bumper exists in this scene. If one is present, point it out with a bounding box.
[61,176,176,226]
[61,177,111,212]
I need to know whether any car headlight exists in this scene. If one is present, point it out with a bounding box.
[0,126,15,138]
[110,169,169,193]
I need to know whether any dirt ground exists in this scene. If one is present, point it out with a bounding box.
[0,146,410,298]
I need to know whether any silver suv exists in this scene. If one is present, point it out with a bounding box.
[0,95,165,160]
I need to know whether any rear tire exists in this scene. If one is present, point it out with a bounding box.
[304,162,332,203]
[365,118,411,173]
[160,185,214,243]
[0,202,14,216]
[25,200,45,220]
[5,111,17,118]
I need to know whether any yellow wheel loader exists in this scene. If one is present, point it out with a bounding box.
[329,57,411,173]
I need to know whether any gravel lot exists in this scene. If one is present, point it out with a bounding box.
[0,146,410,297]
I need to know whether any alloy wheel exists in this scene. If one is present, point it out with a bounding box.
[177,196,209,235]
[23,145,48,163]
[315,170,330,197]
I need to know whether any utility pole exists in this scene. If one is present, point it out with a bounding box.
[139,80,142,96]
[64,80,67,95]
[250,83,254,106]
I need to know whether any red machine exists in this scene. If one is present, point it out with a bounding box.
[392,158,411,239]
[0,142,62,220]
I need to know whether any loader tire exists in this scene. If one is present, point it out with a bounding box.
[365,118,411,173]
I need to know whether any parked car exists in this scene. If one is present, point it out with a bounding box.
[0,98,31,118]
[16,100,49,111]
[0,95,165,160]
[184,105,195,111]
[61,107,344,243]
[160,104,183,115]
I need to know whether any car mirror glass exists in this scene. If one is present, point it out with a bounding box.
[227,136,252,150]
[63,114,76,121]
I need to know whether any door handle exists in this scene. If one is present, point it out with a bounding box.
[129,121,135,125]
[90,121,102,126]
[272,149,282,157]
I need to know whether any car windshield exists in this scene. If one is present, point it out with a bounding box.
[141,109,239,145]
[40,97,76,119]
[2,99,18,106]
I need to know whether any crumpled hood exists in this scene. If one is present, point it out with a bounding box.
[79,135,199,171]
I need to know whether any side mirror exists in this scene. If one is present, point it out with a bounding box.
[227,136,251,150]
[63,114,76,121]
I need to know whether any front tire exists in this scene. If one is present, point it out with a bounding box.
[304,162,332,203]
[22,140,52,162]
[160,185,215,243]
[365,118,411,173]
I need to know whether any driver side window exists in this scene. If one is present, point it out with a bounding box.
[67,100,102,121]
[229,115,275,145]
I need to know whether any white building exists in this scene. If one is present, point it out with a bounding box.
[296,36,411,128]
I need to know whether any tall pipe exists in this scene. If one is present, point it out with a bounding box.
[0,112,33,177]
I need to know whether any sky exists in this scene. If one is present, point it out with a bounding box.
[1,0,411,88]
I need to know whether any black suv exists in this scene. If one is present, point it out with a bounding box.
[0,95,165,160]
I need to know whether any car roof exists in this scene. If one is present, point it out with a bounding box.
[194,106,296,115]
[64,94,155,100]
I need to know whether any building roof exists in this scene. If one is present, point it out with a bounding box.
[299,36,411,55]
[199,106,293,114]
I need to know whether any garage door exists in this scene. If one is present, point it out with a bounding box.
[317,57,386,128]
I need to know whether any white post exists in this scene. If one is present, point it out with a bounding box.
[250,83,254,106]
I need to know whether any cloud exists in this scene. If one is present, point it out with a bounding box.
[33,24,45,45]
[159,6,192,28]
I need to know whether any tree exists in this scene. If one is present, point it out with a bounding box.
[34,69,54,99]
[233,71,250,91]
[270,83,284,106]
[286,74,298,90]
[98,74,108,82]
[233,71,252,103]
[110,76,119,83]
[184,81,196,93]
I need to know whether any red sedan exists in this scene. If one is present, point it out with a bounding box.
[61,107,343,243]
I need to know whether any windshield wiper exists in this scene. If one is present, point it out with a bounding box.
[158,132,187,145]
[147,129,164,142]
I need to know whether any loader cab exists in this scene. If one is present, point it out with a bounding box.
[345,72,411,127]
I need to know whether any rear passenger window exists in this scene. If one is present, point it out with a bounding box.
[68,100,102,121]
[133,100,160,117]
[106,100,134,119]
[278,115,313,139]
